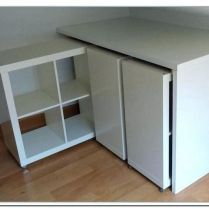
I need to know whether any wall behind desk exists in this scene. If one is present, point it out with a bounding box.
[130,7,209,31]
[0,7,129,123]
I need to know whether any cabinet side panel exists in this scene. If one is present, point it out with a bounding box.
[1,72,26,165]
[87,47,126,160]
[172,59,209,193]
[0,75,19,161]
[122,59,170,189]
[38,62,59,102]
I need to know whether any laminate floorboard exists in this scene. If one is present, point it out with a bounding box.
[0,136,209,202]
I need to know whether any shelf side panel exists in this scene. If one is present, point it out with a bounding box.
[9,66,40,96]
[1,72,26,165]
[45,107,65,141]
[38,62,59,102]
[56,57,75,83]
[74,53,94,122]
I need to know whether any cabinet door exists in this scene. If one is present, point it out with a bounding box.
[122,59,171,189]
[87,47,126,160]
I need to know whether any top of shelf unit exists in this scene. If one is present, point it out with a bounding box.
[0,37,87,72]
[57,17,209,70]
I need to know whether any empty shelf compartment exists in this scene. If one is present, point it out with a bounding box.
[22,126,65,158]
[65,114,94,142]
[15,90,59,119]
[9,62,59,119]
[56,57,90,104]
[59,80,90,104]
[21,107,65,158]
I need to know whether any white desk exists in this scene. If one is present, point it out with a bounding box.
[57,17,209,193]
[57,17,209,69]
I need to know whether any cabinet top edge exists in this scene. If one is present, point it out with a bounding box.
[0,37,87,73]
[57,17,209,70]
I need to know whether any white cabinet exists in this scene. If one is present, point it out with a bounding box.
[87,47,126,160]
[122,59,172,190]
[0,38,95,167]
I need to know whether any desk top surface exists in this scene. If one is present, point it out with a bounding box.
[57,17,209,69]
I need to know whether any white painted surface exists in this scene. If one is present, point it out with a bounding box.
[0,38,86,72]
[130,7,209,31]
[14,90,59,119]
[38,62,60,102]
[0,7,129,51]
[65,114,94,142]
[1,72,26,166]
[22,126,65,158]
[9,61,60,118]
[122,59,171,189]
[56,57,75,83]
[53,61,68,144]
[172,57,209,193]
[87,47,126,160]
[9,66,40,96]
[25,134,94,166]
[73,54,94,123]
[45,106,65,141]
[59,80,90,105]
[58,17,209,69]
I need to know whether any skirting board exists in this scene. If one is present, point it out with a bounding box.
[0,103,80,137]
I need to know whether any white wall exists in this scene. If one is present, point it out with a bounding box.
[0,7,129,123]
[0,7,129,51]
[129,7,209,30]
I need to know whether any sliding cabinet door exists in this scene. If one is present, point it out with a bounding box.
[122,59,171,189]
[87,47,126,160]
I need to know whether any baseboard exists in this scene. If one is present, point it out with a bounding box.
[0,125,3,140]
[19,113,46,134]
[63,103,80,119]
[0,103,80,135]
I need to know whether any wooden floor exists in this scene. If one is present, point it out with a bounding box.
[1,136,209,202]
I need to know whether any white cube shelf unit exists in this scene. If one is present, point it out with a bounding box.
[0,38,95,167]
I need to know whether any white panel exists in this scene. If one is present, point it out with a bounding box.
[9,66,39,96]
[38,62,59,101]
[22,126,65,158]
[122,59,171,189]
[0,73,20,162]
[172,57,209,193]
[59,80,90,105]
[1,72,26,166]
[53,61,68,143]
[74,54,90,89]
[65,114,94,142]
[74,53,93,121]
[9,63,60,118]
[56,57,75,83]
[15,90,59,119]
[87,47,126,160]
[0,38,86,72]
[45,107,65,140]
